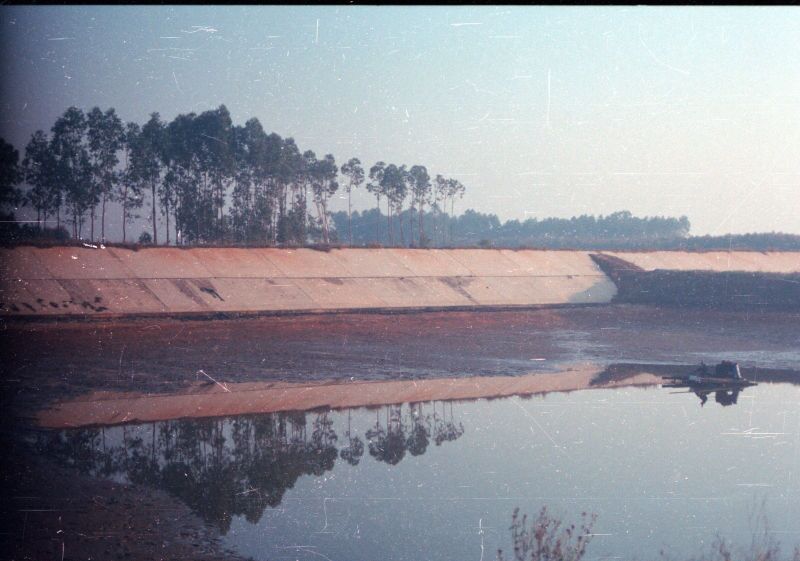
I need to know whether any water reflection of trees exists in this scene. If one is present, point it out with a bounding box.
[363,402,464,465]
[35,401,465,534]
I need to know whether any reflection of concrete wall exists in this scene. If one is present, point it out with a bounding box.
[38,366,666,429]
[0,247,618,317]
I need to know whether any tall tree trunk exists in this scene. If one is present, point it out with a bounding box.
[419,201,424,246]
[90,207,95,242]
[375,196,381,243]
[450,198,455,246]
[399,203,406,247]
[165,199,170,245]
[314,199,323,243]
[121,184,128,243]
[387,200,392,246]
[432,204,437,247]
[101,192,107,242]
[412,204,417,246]
[151,181,158,245]
[437,199,443,247]
[442,197,447,246]
[348,189,353,246]
[321,199,330,244]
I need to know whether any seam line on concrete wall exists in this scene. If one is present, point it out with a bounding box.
[280,277,324,309]
[9,274,610,281]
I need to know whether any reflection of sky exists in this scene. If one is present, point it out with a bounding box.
[50,382,800,560]
[228,385,800,560]
[3,6,800,236]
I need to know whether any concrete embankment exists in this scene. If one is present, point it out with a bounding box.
[2,246,799,318]
[0,246,615,317]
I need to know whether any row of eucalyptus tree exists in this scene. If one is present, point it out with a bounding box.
[7,104,468,246]
[365,162,466,247]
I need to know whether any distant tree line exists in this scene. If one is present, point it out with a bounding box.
[333,208,695,248]
[332,208,800,250]
[0,105,465,247]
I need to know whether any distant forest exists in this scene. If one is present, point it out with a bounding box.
[331,209,800,250]
[1,104,799,251]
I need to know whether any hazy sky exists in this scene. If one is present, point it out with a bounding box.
[2,5,800,236]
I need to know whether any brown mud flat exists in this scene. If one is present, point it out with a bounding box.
[4,304,800,417]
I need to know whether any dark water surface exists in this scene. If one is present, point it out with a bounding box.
[35,382,800,561]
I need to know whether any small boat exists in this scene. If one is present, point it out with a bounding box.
[661,361,756,407]
[662,360,756,389]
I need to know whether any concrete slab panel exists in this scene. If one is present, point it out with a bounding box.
[386,249,472,277]
[208,278,320,311]
[108,247,213,279]
[0,278,78,314]
[498,250,604,277]
[446,249,523,276]
[58,279,166,314]
[0,248,53,280]
[290,278,388,309]
[172,278,240,312]
[406,277,475,306]
[564,276,618,304]
[259,249,352,278]
[33,247,133,280]
[413,277,478,306]
[326,249,415,277]
[0,280,40,314]
[352,277,467,308]
[456,275,615,306]
[187,248,285,278]
[141,279,211,313]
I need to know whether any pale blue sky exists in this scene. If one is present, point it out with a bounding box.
[2,6,800,236]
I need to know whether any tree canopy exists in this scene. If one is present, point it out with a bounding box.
[4,104,799,250]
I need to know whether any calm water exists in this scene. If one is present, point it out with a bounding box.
[35,381,800,560]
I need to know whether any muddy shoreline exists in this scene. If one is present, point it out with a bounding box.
[4,304,799,412]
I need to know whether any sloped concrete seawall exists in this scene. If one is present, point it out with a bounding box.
[0,247,617,318]
[2,247,799,318]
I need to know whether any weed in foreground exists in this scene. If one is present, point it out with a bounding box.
[497,506,597,561]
